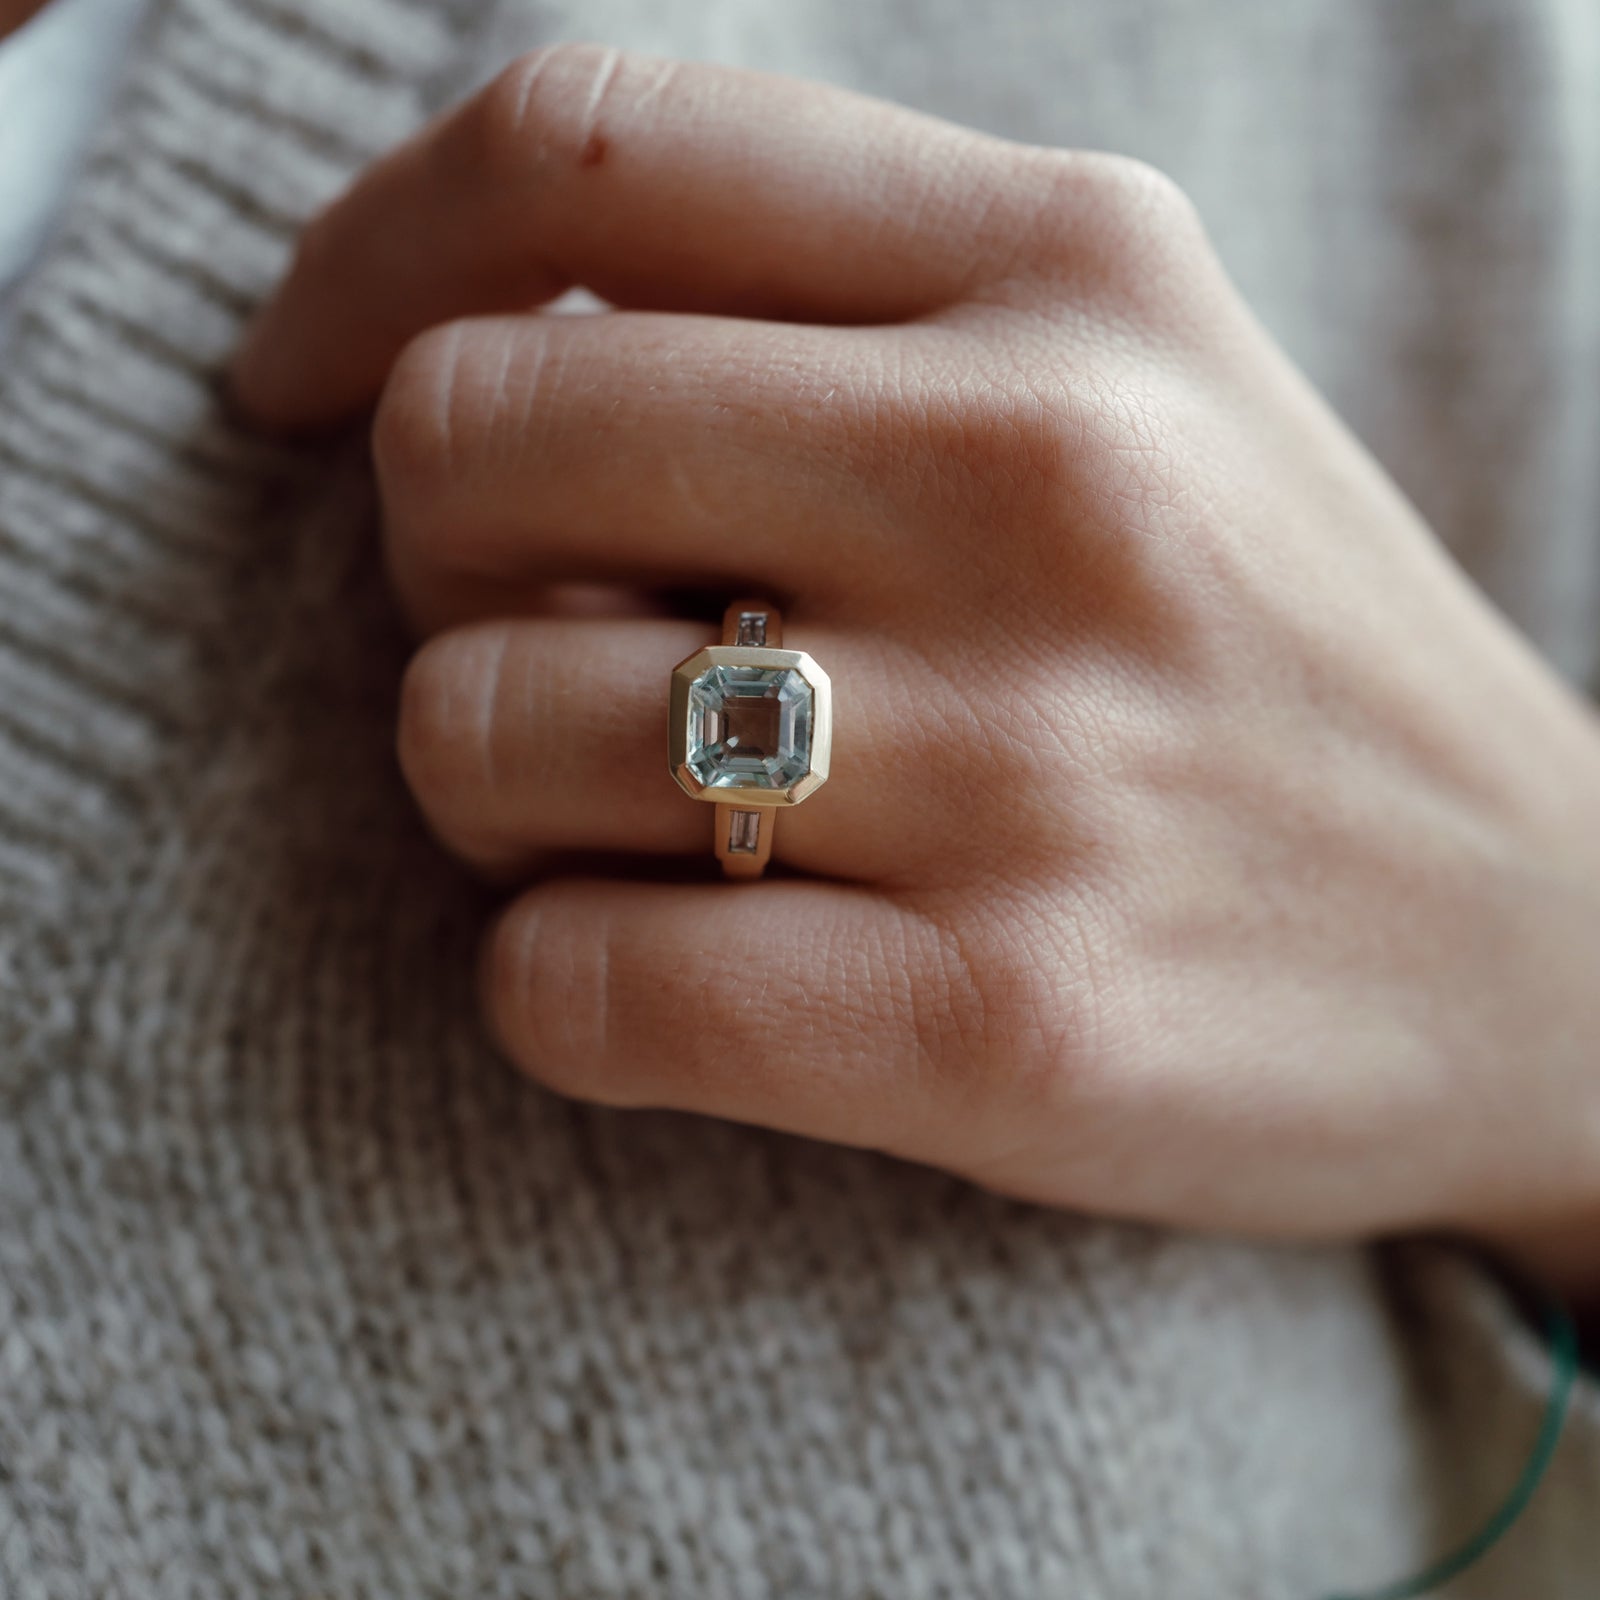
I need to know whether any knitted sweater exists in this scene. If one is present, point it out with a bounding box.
[1,0,1597,1595]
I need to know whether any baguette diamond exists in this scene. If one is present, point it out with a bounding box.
[686,663,814,791]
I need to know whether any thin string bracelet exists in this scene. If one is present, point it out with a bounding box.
[1320,1283,1579,1600]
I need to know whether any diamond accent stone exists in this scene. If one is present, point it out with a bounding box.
[686,664,813,791]
[727,810,761,852]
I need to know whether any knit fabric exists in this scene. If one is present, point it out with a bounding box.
[0,1,1598,1596]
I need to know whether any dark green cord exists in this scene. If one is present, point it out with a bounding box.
[1321,1289,1579,1600]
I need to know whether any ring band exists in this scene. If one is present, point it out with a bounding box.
[667,598,834,880]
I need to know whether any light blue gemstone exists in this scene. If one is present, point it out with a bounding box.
[686,664,813,791]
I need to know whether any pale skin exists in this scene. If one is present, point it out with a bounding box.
[232,45,1600,1299]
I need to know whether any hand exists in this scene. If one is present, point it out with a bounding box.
[233,45,1600,1294]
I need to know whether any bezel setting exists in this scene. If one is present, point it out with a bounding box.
[668,645,833,806]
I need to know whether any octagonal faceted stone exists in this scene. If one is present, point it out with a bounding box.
[686,663,814,791]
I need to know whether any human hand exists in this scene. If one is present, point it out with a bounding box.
[233,46,1600,1293]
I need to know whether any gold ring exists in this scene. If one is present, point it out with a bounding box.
[667,598,834,880]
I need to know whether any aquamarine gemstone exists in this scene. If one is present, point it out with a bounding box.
[686,664,813,791]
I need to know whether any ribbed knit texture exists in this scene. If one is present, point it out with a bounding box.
[1,1,1598,1596]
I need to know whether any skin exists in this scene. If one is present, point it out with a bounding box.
[0,0,50,36]
[232,45,1600,1299]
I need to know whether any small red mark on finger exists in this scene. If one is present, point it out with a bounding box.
[580,132,609,167]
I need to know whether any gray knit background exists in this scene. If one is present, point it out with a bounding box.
[0,0,1598,1595]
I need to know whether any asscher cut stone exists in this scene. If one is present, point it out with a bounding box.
[686,664,814,791]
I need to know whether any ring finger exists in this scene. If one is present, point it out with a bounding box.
[397,613,954,884]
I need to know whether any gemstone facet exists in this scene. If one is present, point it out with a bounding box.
[685,664,814,791]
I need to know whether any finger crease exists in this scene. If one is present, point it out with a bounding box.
[478,627,515,808]
[577,46,624,169]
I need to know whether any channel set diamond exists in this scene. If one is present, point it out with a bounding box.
[686,663,814,791]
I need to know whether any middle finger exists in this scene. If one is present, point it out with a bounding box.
[375,311,915,634]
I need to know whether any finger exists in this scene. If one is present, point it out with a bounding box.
[518,582,677,623]
[232,42,1059,428]
[373,312,913,634]
[399,616,710,872]
[483,875,967,1160]
[397,616,934,882]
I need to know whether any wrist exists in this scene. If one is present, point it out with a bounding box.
[1470,854,1600,1303]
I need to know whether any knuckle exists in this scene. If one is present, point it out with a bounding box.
[923,900,1117,1149]
[469,42,633,179]
[1074,152,1202,241]
[395,634,468,818]
[483,892,637,1106]
[901,368,1081,527]
[483,896,561,1080]
[396,625,509,842]
[372,322,467,503]
[1020,150,1214,311]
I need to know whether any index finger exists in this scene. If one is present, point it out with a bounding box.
[230,43,1058,429]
